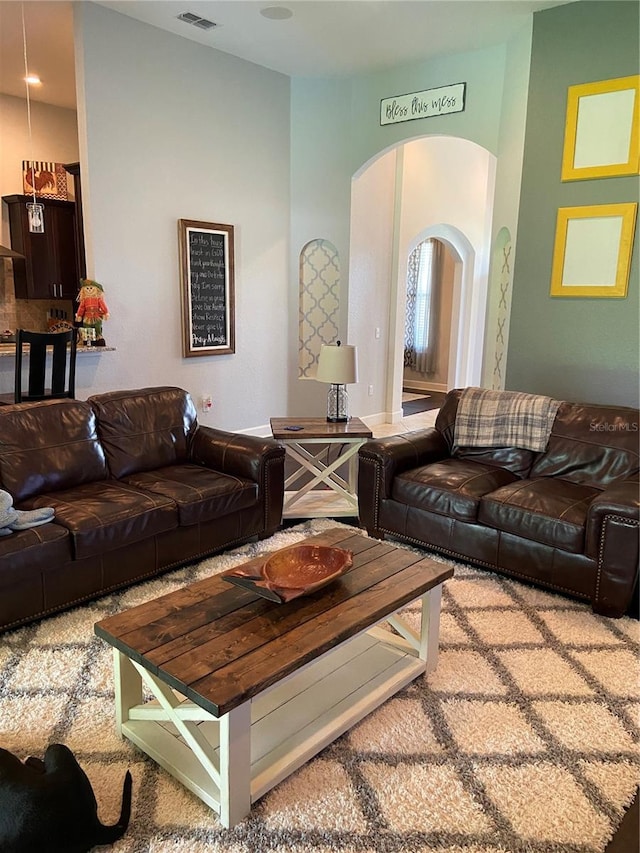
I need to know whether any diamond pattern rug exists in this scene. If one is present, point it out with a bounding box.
[0,519,638,852]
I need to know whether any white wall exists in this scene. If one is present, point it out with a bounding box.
[347,150,396,420]
[289,78,354,417]
[483,21,533,387]
[74,3,290,432]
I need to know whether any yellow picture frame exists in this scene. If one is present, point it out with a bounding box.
[561,76,639,181]
[550,203,637,298]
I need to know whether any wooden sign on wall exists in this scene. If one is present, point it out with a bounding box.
[380,83,466,126]
[178,219,235,357]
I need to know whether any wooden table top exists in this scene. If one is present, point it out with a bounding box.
[270,417,373,440]
[95,528,452,718]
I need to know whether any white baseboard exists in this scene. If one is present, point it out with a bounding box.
[402,381,448,393]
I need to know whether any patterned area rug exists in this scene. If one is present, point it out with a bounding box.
[1,519,638,852]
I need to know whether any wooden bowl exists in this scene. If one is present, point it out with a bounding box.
[262,545,353,593]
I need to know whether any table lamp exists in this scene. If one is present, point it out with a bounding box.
[316,340,358,422]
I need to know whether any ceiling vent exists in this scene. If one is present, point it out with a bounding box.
[177,12,217,30]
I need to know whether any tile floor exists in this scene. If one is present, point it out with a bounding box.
[371,406,438,439]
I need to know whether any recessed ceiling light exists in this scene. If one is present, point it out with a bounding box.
[25,75,42,86]
[260,7,293,20]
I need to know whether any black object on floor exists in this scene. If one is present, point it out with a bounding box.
[604,788,639,853]
[402,391,447,415]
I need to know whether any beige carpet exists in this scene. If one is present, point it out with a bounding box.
[1,519,638,852]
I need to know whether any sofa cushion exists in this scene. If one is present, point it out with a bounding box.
[0,523,71,580]
[0,399,108,503]
[23,481,178,560]
[391,459,519,522]
[89,386,198,479]
[529,402,639,488]
[453,446,535,478]
[478,478,602,554]
[122,464,258,525]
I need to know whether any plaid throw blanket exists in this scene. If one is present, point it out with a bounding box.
[453,387,561,452]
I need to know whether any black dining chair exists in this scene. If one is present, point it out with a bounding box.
[0,328,77,404]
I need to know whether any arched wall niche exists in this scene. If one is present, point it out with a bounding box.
[298,238,340,378]
[488,226,513,390]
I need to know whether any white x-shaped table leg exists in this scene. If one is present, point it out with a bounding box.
[284,441,361,509]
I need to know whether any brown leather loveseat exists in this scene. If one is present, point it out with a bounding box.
[358,389,639,617]
[0,386,285,632]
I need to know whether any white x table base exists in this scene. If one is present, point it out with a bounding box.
[281,436,368,517]
[110,584,443,828]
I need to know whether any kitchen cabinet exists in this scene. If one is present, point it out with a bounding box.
[63,163,87,280]
[2,194,80,300]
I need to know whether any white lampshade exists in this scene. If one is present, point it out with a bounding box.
[316,342,358,385]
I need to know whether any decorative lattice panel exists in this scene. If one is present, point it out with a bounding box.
[298,239,340,377]
[492,228,513,390]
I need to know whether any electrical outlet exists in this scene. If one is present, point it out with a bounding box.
[201,395,213,413]
[375,327,381,339]
[368,384,374,396]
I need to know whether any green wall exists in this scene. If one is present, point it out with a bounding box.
[506,1,639,407]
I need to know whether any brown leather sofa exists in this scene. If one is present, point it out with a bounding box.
[358,389,639,617]
[0,386,285,632]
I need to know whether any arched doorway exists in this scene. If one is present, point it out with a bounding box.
[403,224,478,388]
[348,135,496,423]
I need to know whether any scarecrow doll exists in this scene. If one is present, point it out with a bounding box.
[75,279,110,344]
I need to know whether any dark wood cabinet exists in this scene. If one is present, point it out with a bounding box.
[2,194,80,300]
[63,163,87,281]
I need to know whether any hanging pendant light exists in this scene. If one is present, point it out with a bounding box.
[21,3,44,234]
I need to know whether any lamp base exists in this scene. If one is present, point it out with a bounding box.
[326,383,349,422]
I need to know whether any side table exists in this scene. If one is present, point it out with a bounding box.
[270,417,373,518]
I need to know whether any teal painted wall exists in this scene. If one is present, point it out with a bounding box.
[506,1,640,407]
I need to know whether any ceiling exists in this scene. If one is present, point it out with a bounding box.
[0,0,576,111]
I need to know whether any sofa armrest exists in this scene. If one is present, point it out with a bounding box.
[586,477,639,617]
[358,429,449,533]
[190,426,286,532]
[586,478,640,556]
[191,425,283,480]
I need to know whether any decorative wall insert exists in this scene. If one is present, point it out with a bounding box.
[298,239,340,377]
[491,227,513,389]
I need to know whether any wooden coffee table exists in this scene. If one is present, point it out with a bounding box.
[95,528,453,828]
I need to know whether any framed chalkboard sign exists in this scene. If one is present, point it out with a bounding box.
[178,218,235,357]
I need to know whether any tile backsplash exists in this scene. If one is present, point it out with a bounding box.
[0,260,17,333]
[0,259,74,332]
